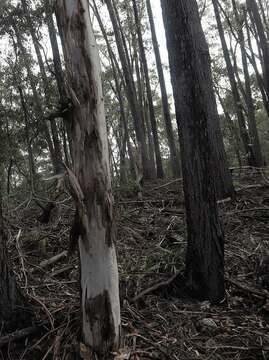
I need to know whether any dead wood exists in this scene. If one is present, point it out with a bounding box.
[225,276,269,300]
[0,323,46,348]
[38,251,68,269]
[130,271,180,303]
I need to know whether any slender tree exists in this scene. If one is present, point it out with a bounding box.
[212,0,256,167]
[21,0,64,172]
[55,0,120,355]
[104,0,152,179]
[92,0,136,179]
[245,15,269,118]
[18,86,36,190]
[232,0,264,167]
[0,166,29,331]
[146,0,180,177]
[132,0,164,178]
[11,19,57,172]
[161,0,225,302]
[44,0,73,161]
[247,0,269,103]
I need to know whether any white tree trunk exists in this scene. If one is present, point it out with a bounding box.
[55,0,121,355]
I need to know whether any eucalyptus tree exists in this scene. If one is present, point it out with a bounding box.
[146,0,180,177]
[104,0,153,179]
[92,0,137,180]
[212,0,257,167]
[132,0,164,178]
[55,0,121,355]
[161,0,226,302]
[247,0,269,114]
[231,0,264,166]
[21,0,64,172]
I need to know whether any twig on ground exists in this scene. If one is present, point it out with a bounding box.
[127,333,171,359]
[39,251,68,269]
[225,276,269,300]
[0,323,46,348]
[130,272,180,303]
[148,178,183,192]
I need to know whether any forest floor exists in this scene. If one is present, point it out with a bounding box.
[1,169,269,360]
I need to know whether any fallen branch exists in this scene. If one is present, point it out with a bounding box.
[39,251,68,269]
[130,272,180,303]
[148,178,183,192]
[225,207,269,216]
[206,345,269,351]
[236,184,268,193]
[0,323,46,348]
[118,198,183,205]
[29,251,69,275]
[225,276,269,300]
[127,333,170,359]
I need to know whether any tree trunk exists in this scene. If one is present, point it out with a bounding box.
[133,40,156,176]
[132,0,164,178]
[104,0,152,179]
[215,87,243,168]
[257,0,269,35]
[161,0,225,303]
[232,0,264,167]
[92,0,136,179]
[143,98,156,175]
[0,177,29,332]
[55,0,121,355]
[212,0,256,167]
[245,18,269,118]
[12,25,57,172]
[247,0,269,104]
[45,0,73,162]
[18,86,36,191]
[21,0,63,173]
[146,0,180,178]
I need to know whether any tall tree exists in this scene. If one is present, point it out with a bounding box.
[104,0,152,179]
[55,0,121,355]
[44,0,73,162]
[10,18,58,172]
[232,0,264,167]
[212,0,256,167]
[132,0,164,178]
[0,165,29,331]
[146,0,180,177]
[92,0,137,179]
[20,0,63,172]
[245,14,269,118]
[161,0,225,302]
[247,0,269,104]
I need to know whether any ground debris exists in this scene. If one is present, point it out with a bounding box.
[2,175,269,359]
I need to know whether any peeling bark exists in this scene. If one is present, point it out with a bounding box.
[55,0,120,355]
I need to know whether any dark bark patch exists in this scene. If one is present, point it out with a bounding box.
[84,290,116,354]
